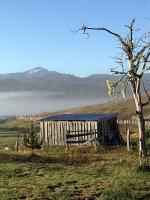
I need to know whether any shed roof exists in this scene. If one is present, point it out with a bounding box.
[40,113,117,122]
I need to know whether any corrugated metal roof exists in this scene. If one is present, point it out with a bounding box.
[40,113,117,122]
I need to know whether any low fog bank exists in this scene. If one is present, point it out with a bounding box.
[0,91,111,115]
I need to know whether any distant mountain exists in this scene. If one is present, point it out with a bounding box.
[0,67,149,99]
[0,67,58,79]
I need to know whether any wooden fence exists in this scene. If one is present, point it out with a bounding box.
[66,129,97,150]
[16,115,150,131]
[16,115,42,121]
[117,119,150,129]
[66,129,97,144]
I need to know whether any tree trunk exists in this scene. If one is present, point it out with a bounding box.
[133,93,147,166]
[137,110,147,166]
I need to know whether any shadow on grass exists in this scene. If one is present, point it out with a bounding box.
[136,165,150,173]
[0,152,67,164]
[0,151,107,165]
[0,145,136,165]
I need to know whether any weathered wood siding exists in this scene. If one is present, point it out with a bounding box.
[40,117,119,146]
[40,121,98,146]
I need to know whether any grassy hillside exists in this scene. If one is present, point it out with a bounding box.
[43,97,150,120]
[1,97,150,130]
[0,119,38,130]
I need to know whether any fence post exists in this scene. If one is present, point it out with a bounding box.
[127,129,130,151]
[94,129,97,151]
[15,132,19,151]
[66,130,69,151]
[125,119,127,135]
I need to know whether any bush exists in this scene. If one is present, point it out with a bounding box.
[24,123,43,151]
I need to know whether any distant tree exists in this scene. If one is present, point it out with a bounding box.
[24,123,43,154]
[79,19,150,166]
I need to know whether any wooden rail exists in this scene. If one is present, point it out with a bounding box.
[66,129,97,149]
[66,130,97,139]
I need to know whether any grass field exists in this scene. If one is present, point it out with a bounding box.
[0,99,150,200]
[0,146,150,200]
[0,119,37,129]
[0,129,150,200]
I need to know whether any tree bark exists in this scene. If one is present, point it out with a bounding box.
[133,92,147,166]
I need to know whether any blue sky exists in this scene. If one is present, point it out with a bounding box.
[0,0,150,77]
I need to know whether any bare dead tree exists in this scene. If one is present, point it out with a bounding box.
[79,19,150,165]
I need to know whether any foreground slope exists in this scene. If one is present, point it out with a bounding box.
[0,146,149,200]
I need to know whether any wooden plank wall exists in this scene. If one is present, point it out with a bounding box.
[66,121,98,146]
[40,118,121,146]
[40,121,98,146]
[97,117,118,143]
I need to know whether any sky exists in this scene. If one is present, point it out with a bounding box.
[0,0,150,77]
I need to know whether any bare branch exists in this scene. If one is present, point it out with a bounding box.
[110,70,126,75]
[80,25,128,48]
[142,80,150,106]
[81,25,121,37]
[133,45,149,63]
[140,66,150,77]
[112,74,126,87]
[141,50,150,73]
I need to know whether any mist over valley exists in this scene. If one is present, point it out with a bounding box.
[0,67,149,115]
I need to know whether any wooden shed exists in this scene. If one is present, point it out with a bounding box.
[39,113,123,146]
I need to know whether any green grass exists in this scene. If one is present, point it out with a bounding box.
[0,119,38,129]
[0,138,149,199]
[0,131,24,150]
[0,142,149,200]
